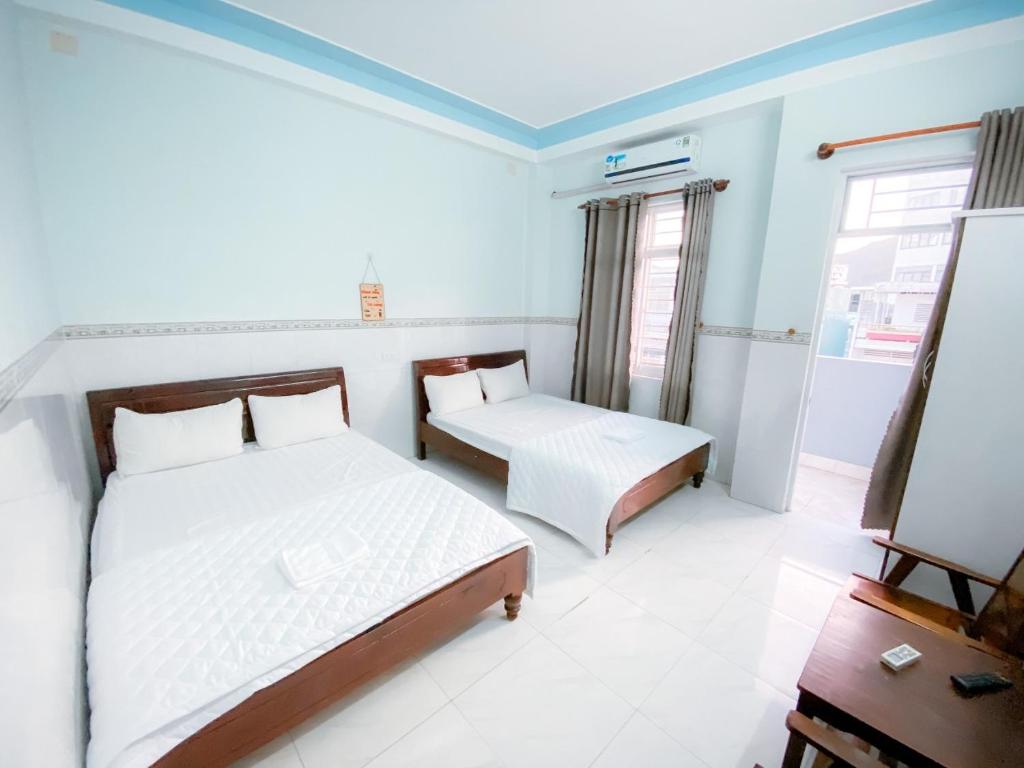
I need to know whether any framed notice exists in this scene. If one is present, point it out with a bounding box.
[359,282,385,321]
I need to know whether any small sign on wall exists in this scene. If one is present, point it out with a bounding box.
[359,282,385,321]
[359,253,385,321]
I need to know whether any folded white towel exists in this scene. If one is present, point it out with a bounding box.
[278,528,369,589]
[602,428,646,444]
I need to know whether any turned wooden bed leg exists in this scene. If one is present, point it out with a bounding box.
[504,593,522,621]
[417,440,426,460]
[692,471,704,489]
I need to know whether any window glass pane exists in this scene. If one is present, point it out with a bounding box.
[820,223,950,365]
[841,166,971,232]
[632,202,683,376]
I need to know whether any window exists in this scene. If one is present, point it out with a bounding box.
[894,267,933,282]
[631,200,684,378]
[897,230,953,249]
[816,163,971,366]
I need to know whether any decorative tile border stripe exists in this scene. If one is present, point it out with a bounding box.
[752,329,812,345]
[0,329,61,413]
[60,318,810,343]
[62,316,578,339]
[697,325,753,339]
[696,325,811,344]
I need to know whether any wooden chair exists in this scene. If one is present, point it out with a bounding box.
[851,538,1024,659]
[777,712,886,768]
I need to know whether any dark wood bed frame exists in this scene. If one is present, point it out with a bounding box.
[86,368,529,768]
[413,350,710,554]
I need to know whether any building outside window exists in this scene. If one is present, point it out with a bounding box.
[630,200,684,378]
[817,164,971,364]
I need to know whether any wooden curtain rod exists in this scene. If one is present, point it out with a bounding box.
[575,178,729,209]
[817,120,981,160]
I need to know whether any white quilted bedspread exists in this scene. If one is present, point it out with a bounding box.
[506,411,714,556]
[87,470,534,768]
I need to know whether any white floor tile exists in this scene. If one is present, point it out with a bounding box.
[607,552,734,637]
[763,525,862,583]
[545,587,691,706]
[291,661,448,768]
[544,529,649,584]
[591,712,708,768]
[365,704,502,768]
[685,500,787,550]
[641,643,794,768]
[231,734,303,768]
[614,489,701,547]
[420,602,538,697]
[454,636,633,768]
[739,555,843,631]
[650,525,771,588]
[698,593,818,697]
[521,546,602,630]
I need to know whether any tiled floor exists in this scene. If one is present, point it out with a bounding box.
[790,453,870,528]
[238,455,883,768]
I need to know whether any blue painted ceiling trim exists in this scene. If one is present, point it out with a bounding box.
[537,0,1024,148]
[103,0,1023,152]
[101,0,540,147]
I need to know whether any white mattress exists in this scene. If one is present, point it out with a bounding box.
[426,393,604,460]
[87,432,534,768]
[428,394,715,556]
[91,431,415,576]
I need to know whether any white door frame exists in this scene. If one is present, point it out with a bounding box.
[782,152,974,513]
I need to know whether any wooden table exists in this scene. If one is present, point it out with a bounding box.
[784,579,1024,768]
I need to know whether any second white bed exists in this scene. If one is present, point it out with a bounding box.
[428,394,715,556]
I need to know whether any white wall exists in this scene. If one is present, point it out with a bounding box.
[732,38,1024,511]
[801,356,911,467]
[0,0,55,368]
[17,12,531,325]
[0,2,91,763]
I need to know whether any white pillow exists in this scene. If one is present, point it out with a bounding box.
[423,370,484,416]
[477,360,529,404]
[248,384,348,449]
[113,398,243,476]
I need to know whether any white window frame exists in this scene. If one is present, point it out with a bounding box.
[821,161,973,367]
[630,199,685,379]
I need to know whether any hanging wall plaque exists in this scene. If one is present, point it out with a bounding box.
[359,254,385,321]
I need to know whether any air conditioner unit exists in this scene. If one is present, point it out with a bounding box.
[603,135,701,185]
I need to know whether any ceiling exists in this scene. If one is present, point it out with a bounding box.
[227,0,921,128]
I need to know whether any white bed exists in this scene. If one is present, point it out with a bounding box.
[427,393,715,556]
[87,430,535,768]
[426,393,602,460]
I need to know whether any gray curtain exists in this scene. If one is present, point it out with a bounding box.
[862,106,1024,531]
[571,193,642,410]
[659,178,717,423]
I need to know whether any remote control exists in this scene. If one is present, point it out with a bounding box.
[951,672,1013,696]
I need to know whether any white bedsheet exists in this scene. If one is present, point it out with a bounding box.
[428,395,714,556]
[87,434,534,768]
[426,393,604,460]
[507,411,714,555]
[92,431,413,576]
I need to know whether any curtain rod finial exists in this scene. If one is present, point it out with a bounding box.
[817,143,835,160]
[713,179,730,192]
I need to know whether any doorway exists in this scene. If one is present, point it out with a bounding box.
[793,162,972,527]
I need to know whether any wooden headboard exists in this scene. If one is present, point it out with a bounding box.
[412,350,527,424]
[87,368,349,483]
